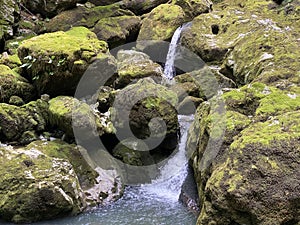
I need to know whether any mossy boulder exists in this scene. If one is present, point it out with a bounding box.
[121,0,169,15]
[0,53,22,69]
[0,145,86,223]
[18,27,109,97]
[112,78,179,151]
[26,140,124,207]
[0,64,35,103]
[26,140,98,189]
[189,70,300,225]
[137,4,187,50]
[48,96,114,139]
[93,15,141,48]
[114,50,163,88]
[0,99,48,143]
[196,111,300,225]
[0,0,20,49]
[181,0,300,69]
[8,95,25,106]
[222,82,300,119]
[172,0,212,19]
[21,0,83,18]
[44,4,135,32]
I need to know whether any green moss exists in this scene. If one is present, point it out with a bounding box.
[261,156,279,170]
[256,87,300,117]
[225,111,251,132]
[0,65,35,103]
[26,140,98,189]
[0,54,22,68]
[209,168,225,188]
[230,111,300,149]
[227,170,243,192]
[21,27,106,57]
[137,4,186,48]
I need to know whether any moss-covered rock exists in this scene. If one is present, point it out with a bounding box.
[114,50,163,88]
[121,0,169,15]
[0,64,35,103]
[0,0,20,49]
[48,96,114,139]
[137,4,187,50]
[197,111,300,225]
[21,0,83,18]
[26,140,98,189]
[25,140,124,207]
[0,53,22,69]
[8,95,25,106]
[93,15,141,48]
[18,27,109,97]
[180,0,300,224]
[181,0,300,70]
[112,77,179,153]
[0,99,48,142]
[172,0,212,19]
[0,145,86,223]
[190,83,300,224]
[44,3,135,32]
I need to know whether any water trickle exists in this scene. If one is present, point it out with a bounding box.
[163,23,191,80]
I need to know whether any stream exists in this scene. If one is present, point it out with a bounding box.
[7,115,196,225]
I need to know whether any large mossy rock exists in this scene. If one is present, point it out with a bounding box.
[44,4,135,32]
[172,0,212,19]
[0,0,20,50]
[18,27,110,97]
[26,140,124,207]
[26,140,98,189]
[181,0,300,66]
[188,87,300,224]
[93,15,141,48]
[112,78,179,151]
[186,0,300,224]
[0,145,86,223]
[121,0,169,15]
[137,4,187,50]
[0,99,48,143]
[114,50,163,88]
[0,64,35,103]
[21,0,83,18]
[48,96,114,139]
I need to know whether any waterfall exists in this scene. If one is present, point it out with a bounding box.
[140,115,194,202]
[163,23,191,80]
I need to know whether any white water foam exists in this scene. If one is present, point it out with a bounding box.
[140,115,194,202]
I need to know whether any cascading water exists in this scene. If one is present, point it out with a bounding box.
[164,23,191,80]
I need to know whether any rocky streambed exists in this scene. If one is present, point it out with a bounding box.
[0,0,300,224]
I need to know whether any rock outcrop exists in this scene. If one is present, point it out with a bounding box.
[185,0,300,224]
[18,27,110,97]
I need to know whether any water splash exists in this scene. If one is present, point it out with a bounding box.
[140,115,194,202]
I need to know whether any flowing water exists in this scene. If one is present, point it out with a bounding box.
[12,115,195,225]
[163,23,191,80]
